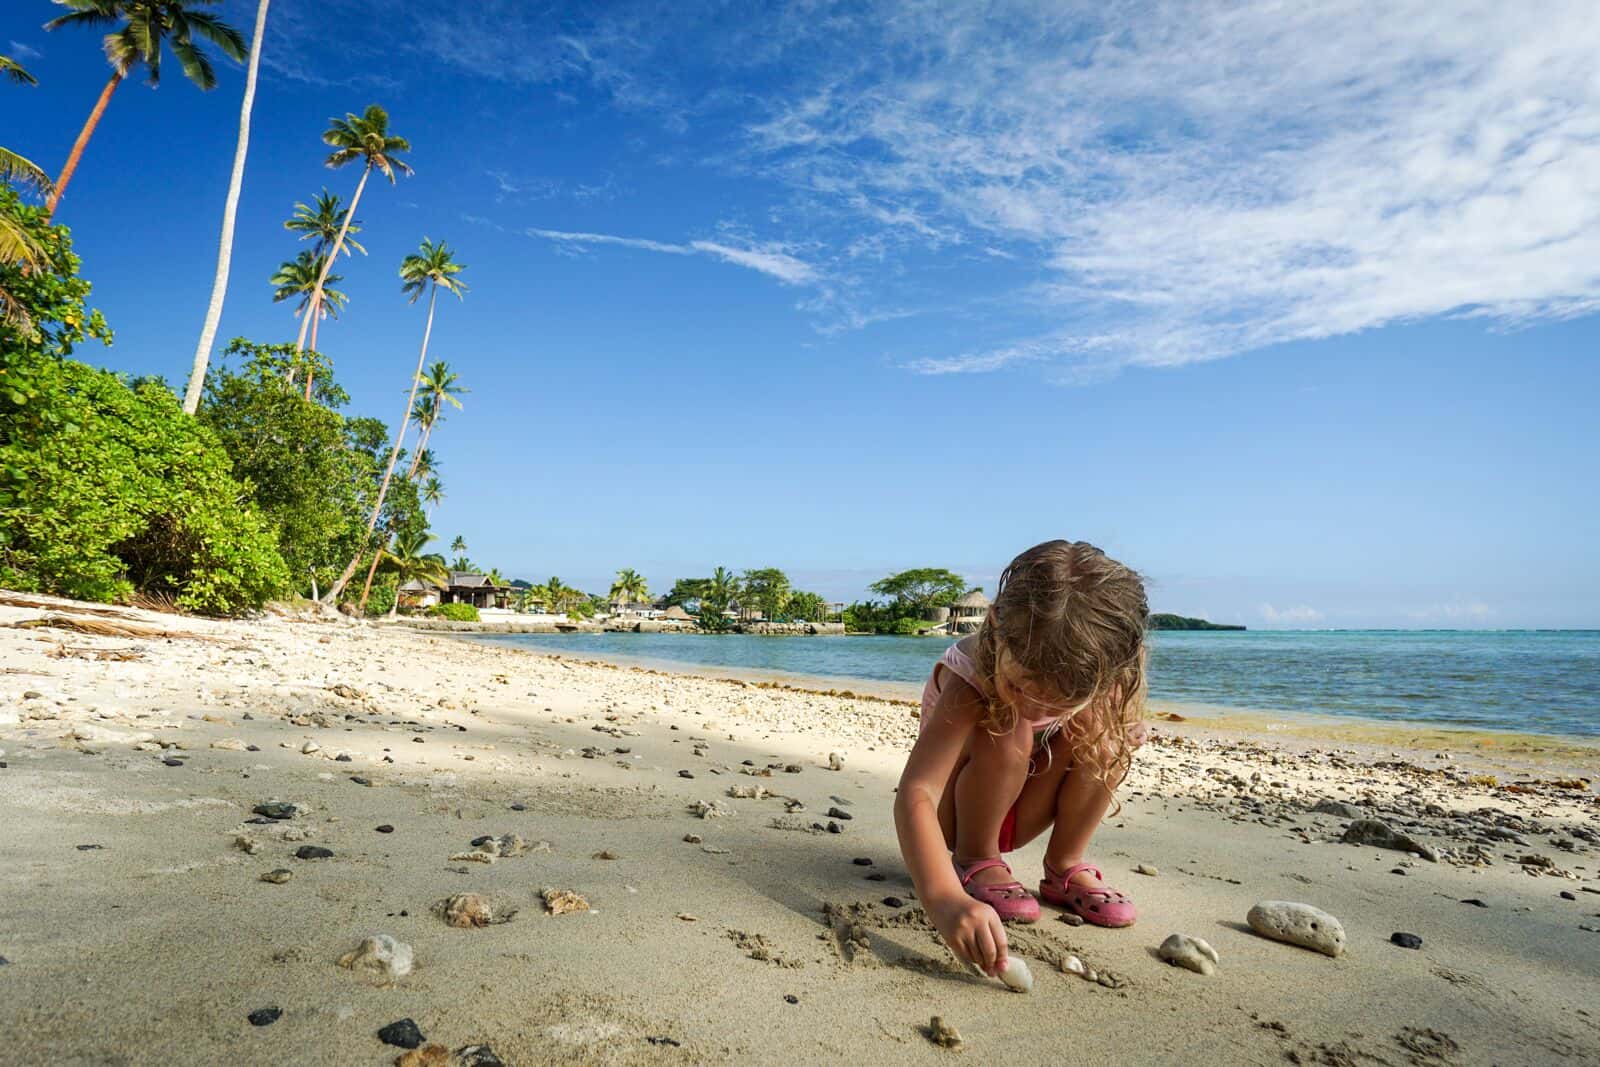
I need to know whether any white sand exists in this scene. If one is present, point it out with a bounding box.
[1,592,1596,1065]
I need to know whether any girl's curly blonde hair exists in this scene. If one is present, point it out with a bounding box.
[972,540,1149,788]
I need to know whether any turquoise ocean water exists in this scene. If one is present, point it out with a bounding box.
[475,630,1600,739]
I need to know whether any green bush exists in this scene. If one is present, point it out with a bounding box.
[427,602,479,622]
[0,353,290,614]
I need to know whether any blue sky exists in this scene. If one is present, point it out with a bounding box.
[7,0,1599,627]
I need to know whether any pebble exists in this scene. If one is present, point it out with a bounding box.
[682,833,703,844]
[998,956,1034,993]
[441,893,496,928]
[294,845,334,860]
[300,740,320,755]
[1246,900,1346,957]
[592,850,619,860]
[1061,955,1086,975]
[253,802,298,821]
[378,1018,425,1049]
[852,857,874,866]
[1134,863,1158,877]
[1058,912,1085,927]
[784,764,802,774]
[882,897,905,908]
[337,935,413,979]
[826,822,843,834]
[827,752,844,771]
[260,869,293,884]
[1158,933,1219,975]
[1460,898,1489,908]
[928,1016,962,1050]
[1341,819,1438,862]
[1312,799,1364,819]
[1391,932,1423,949]
[826,807,853,821]
[376,824,395,834]
[678,770,694,779]
[784,994,799,1005]
[509,803,526,811]
[247,1007,282,1027]
[1560,891,1576,901]
[542,887,590,915]
[865,872,887,882]
[162,758,184,767]
[349,776,370,786]
[454,1046,504,1066]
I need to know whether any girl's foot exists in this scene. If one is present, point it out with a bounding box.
[1039,860,1136,927]
[954,856,1041,923]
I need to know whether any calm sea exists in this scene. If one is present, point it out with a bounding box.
[475,630,1600,738]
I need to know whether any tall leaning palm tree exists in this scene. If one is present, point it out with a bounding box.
[43,0,247,220]
[325,238,467,604]
[295,105,410,356]
[406,360,466,477]
[183,0,268,416]
[609,568,649,606]
[420,476,444,513]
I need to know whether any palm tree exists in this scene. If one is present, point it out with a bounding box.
[420,476,444,513]
[285,188,366,258]
[450,535,467,556]
[409,447,437,481]
[324,239,466,603]
[183,0,269,416]
[378,529,448,619]
[269,250,344,392]
[43,0,247,219]
[295,104,410,356]
[609,568,649,606]
[406,360,466,477]
[1,54,55,337]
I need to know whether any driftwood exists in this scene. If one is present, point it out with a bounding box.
[11,614,215,641]
[45,644,146,662]
[0,592,141,619]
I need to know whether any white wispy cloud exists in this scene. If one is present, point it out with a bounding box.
[1258,603,1325,625]
[9,41,42,60]
[1403,601,1493,623]
[527,227,817,285]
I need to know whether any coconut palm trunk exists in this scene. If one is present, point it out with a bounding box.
[304,288,321,398]
[325,284,438,602]
[183,0,271,416]
[357,533,387,614]
[45,71,122,220]
[295,165,370,354]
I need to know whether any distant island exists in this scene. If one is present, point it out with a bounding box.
[1149,613,1246,631]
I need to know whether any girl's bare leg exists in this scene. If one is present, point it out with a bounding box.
[937,726,1033,890]
[1007,732,1126,890]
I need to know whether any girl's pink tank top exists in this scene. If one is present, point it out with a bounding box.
[919,642,1055,736]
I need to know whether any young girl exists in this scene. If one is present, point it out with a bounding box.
[895,540,1150,978]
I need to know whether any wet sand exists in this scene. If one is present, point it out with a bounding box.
[2,593,1597,1065]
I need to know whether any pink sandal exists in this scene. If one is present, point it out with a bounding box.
[954,856,1041,923]
[1040,861,1137,928]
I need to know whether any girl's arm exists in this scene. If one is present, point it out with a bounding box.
[894,677,1010,976]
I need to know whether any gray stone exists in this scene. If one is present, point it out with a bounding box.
[1246,900,1346,957]
[1312,799,1364,819]
[1158,933,1219,975]
[1341,819,1438,862]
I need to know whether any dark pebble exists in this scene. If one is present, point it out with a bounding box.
[509,803,526,812]
[852,857,874,866]
[245,745,260,752]
[678,770,694,779]
[349,776,371,786]
[882,897,906,908]
[247,1007,282,1027]
[1460,898,1489,908]
[253,802,297,820]
[412,737,424,744]
[826,822,843,834]
[1391,868,1407,876]
[244,817,272,826]
[1560,891,1576,901]
[784,994,799,1005]
[375,825,394,834]
[865,873,887,882]
[0,955,9,965]
[162,758,184,767]
[1390,932,1423,950]
[377,1018,424,1049]
[455,1046,505,1066]
[470,835,493,847]
[334,754,352,763]
[742,760,755,766]
[76,844,104,851]
[784,764,802,773]
[646,1037,681,1049]
[826,807,853,821]
[294,845,334,860]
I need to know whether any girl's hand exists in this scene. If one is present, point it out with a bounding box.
[927,893,1009,976]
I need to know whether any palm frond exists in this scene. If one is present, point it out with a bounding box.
[180,9,247,62]
[43,1,123,33]
[0,211,49,272]
[169,38,215,91]
[0,56,39,86]
[0,146,54,197]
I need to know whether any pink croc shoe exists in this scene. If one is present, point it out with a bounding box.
[1040,861,1137,928]
[954,856,1041,923]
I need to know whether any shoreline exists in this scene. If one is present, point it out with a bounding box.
[460,633,1600,776]
[3,592,1598,1065]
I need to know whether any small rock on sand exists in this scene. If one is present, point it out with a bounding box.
[394,1047,450,1067]
[337,934,414,980]
[998,956,1034,993]
[1134,863,1158,876]
[376,824,395,834]
[828,752,844,771]
[211,738,247,751]
[439,893,498,928]
[253,802,298,821]
[260,869,292,884]
[1340,819,1438,862]
[1246,901,1346,957]
[454,1046,505,1066]
[378,1018,425,1049]
[1058,912,1085,927]
[1312,799,1364,819]
[682,833,703,844]
[928,1016,962,1050]
[1158,933,1219,975]
[689,799,734,819]
[247,1007,282,1027]
[1390,932,1423,949]
[294,845,334,860]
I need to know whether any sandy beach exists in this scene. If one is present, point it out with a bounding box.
[2,593,1597,1066]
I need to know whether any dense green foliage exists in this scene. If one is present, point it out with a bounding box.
[0,187,111,387]
[843,600,932,634]
[427,602,478,621]
[740,566,791,621]
[869,567,967,614]
[785,590,828,622]
[1149,613,1245,631]
[0,352,289,612]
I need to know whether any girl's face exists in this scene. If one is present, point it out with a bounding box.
[995,646,1087,723]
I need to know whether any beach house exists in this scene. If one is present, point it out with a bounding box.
[949,589,990,633]
[398,571,513,611]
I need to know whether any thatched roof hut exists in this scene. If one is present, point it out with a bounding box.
[951,589,990,614]
[661,604,694,622]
